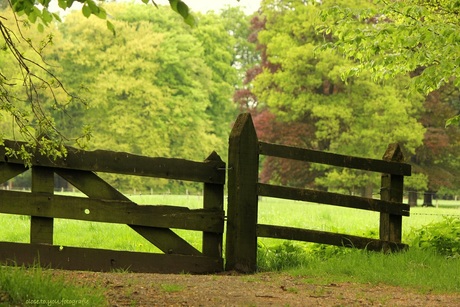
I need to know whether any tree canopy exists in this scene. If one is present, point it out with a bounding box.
[320,0,460,125]
[2,0,459,197]
[237,0,426,195]
[0,3,252,192]
[8,0,196,30]
[0,0,197,161]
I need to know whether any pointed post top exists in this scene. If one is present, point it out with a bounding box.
[230,113,256,141]
[205,151,223,162]
[382,143,404,162]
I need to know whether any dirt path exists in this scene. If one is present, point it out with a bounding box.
[55,270,460,306]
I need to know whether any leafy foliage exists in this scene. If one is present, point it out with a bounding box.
[5,3,243,192]
[0,8,86,164]
[240,0,425,193]
[408,217,460,259]
[0,0,196,164]
[257,241,309,271]
[320,0,460,125]
[409,87,460,194]
[9,0,195,32]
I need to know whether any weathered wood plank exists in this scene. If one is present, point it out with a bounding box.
[56,169,205,256]
[257,224,408,252]
[131,226,201,256]
[0,242,223,274]
[259,141,412,176]
[380,143,405,243]
[226,113,259,273]
[202,152,224,259]
[0,190,224,232]
[258,183,410,216]
[55,168,127,199]
[0,162,27,184]
[30,167,54,245]
[0,140,225,184]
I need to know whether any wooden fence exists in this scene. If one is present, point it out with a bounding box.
[225,113,411,273]
[0,113,412,274]
[0,140,225,274]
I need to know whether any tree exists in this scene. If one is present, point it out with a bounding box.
[319,0,460,200]
[321,0,460,125]
[8,0,195,30]
[238,0,425,195]
[410,86,460,203]
[27,3,241,192]
[0,7,72,160]
[233,10,324,187]
[0,0,195,161]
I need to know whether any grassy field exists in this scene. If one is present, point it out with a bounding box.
[1,194,459,253]
[0,193,459,303]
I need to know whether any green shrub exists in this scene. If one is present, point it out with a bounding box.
[257,241,309,271]
[407,217,460,258]
[306,243,354,260]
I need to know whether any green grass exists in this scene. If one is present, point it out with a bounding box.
[1,194,459,253]
[1,194,459,250]
[0,265,106,306]
[258,196,460,246]
[0,194,204,254]
[287,248,460,294]
[159,283,184,293]
[0,193,459,302]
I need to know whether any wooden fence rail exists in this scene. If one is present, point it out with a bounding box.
[0,141,225,273]
[225,113,411,273]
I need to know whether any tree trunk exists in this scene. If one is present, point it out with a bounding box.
[54,174,70,192]
[360,184,374,198]
[423,191,434,207]
[408,190,418,207]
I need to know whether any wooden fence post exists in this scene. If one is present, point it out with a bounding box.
[202,151,225,261]
[225,113,259,273]
[380,143,405,248]
[30,166,54,244]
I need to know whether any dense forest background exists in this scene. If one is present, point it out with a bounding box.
[1,1,459,199]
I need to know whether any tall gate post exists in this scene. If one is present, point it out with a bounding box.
[225,113,259,273]
[380,143,405,247]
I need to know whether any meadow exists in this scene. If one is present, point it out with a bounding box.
[1,192,459,302]
[1,193,459,254]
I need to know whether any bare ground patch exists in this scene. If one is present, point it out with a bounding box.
[50,270,460,306]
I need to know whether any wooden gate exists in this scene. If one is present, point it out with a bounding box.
[0,140,225,273]
[225,113,411,273]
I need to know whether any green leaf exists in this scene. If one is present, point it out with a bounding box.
[169,0,178,11]
[445,115,460,127]
[87,0,99,14]
[42,8,53,24]
[107,20,116,36]
[28,10,38,23]
[52,12,62,22]
[141,0,149,4]
[168,0,195,27]
[82,4,91,18]
[58,0,67,9]
[176,1,189,19]
[37,23,44,32]
[66,0,75,8]
[95,7,107,19]
[184,14,196,27]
